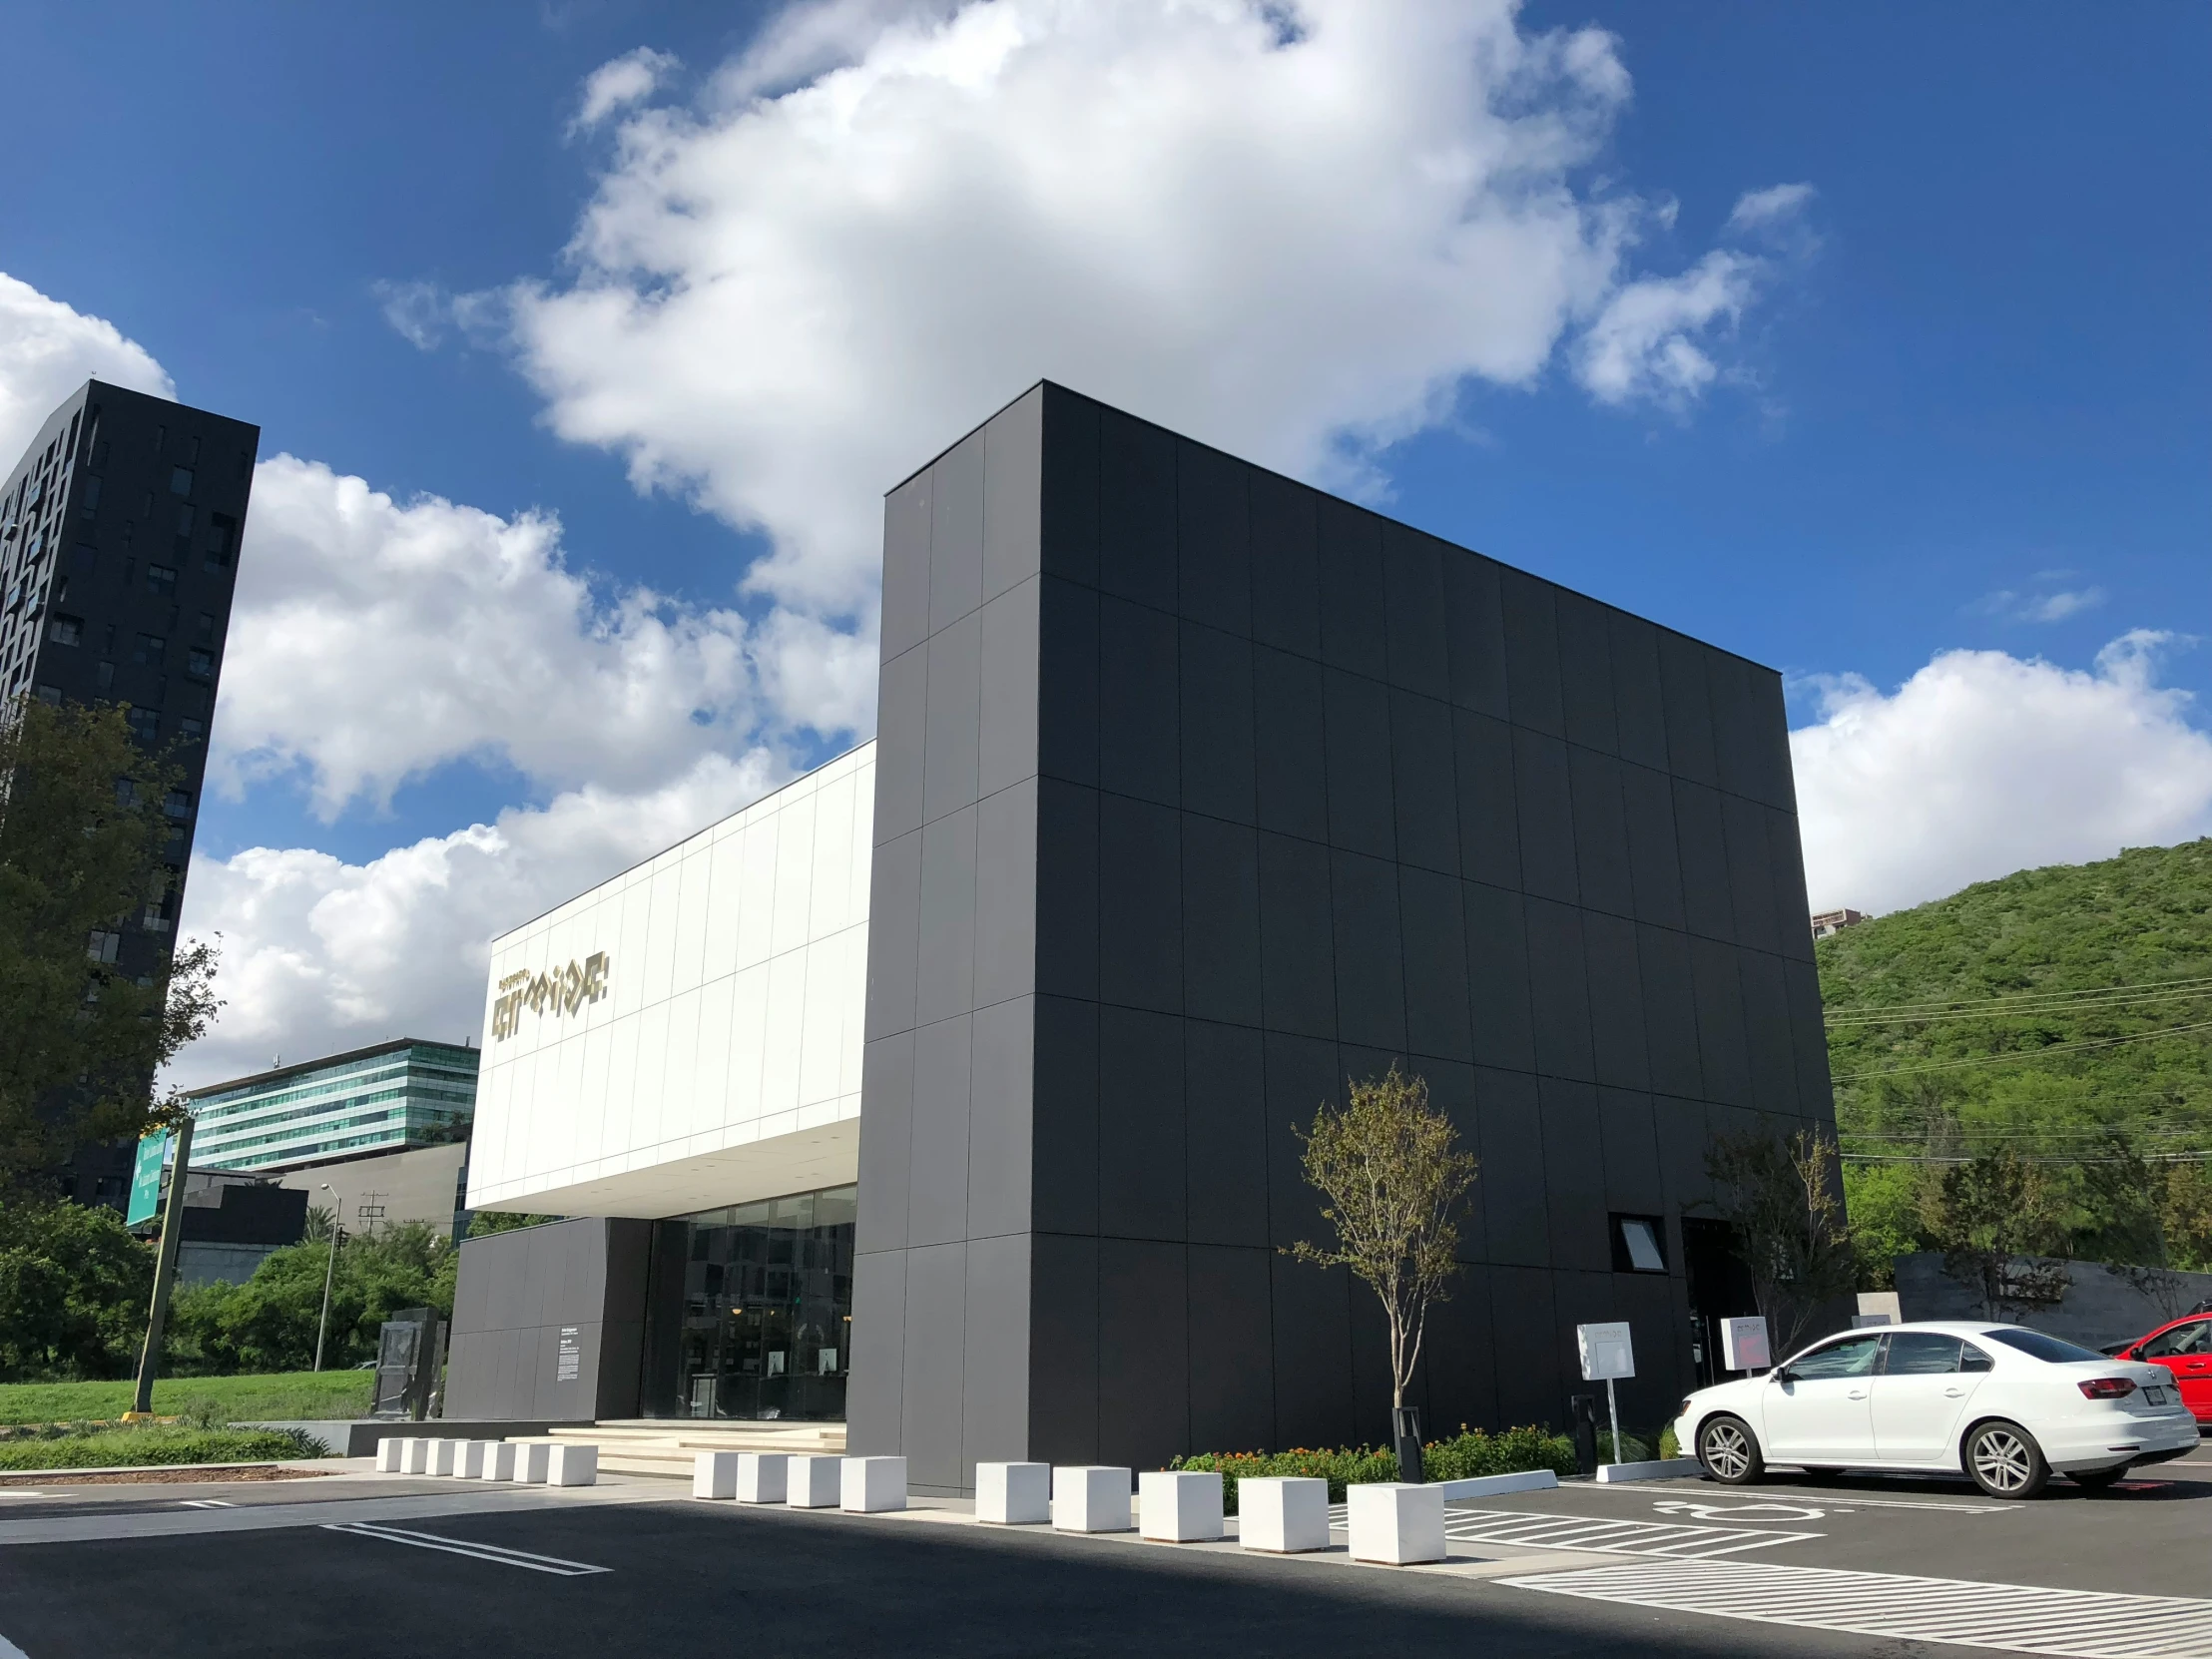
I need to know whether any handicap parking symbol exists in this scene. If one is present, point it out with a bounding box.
[1651,1498,1836,1522]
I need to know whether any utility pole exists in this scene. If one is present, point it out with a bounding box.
[313,1182,341,1373]
[127,1115,194,1419]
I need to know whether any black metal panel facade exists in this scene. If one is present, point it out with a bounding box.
[1,378,260,1207]
[444,1216,651,1421]
[850,381,1833,1493]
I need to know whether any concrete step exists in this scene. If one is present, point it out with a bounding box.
[508,1419,846,1477]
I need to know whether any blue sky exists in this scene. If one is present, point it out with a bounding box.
[2,0,2206,1081]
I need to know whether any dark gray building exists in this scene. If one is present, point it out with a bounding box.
[446,383,1831,1491]
[1,379,260,1207]
[845,383,1833,1493]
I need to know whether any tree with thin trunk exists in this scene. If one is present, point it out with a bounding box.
[1288,1064,1478,1416]
[1923,1149,2072,1322]
[1706,1126,1858,1358]
[0,699,222,1186]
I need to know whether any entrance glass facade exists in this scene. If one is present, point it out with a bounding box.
[639,1185,855,1420]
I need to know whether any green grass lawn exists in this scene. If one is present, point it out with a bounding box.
[0,1371,372,1426]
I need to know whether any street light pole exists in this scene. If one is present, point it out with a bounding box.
[128,1115,194,1419]
[313,1182,340,1373]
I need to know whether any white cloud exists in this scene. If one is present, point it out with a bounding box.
[372,278,450,350]
[1791,632,2212,915]
[574,46,681,131]
[496,0,1792,621]
[1574,249,1758,408]
[172,753,790,1088]
[1726,182,1815,233]
[214,455,847,820]
[1971,584,2106,624]
[0,272,174,464]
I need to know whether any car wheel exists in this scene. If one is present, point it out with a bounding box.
[2070,1466,2127,1490]
[1964,1419,2049,1498]
[1698,1415,1764,1485]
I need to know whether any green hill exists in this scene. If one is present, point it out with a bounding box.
[1816,838,2212,1277]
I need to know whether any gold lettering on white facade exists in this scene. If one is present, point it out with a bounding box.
[491,951,609,1041]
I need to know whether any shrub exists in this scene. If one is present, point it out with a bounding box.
[0,1422,321,1471]
[1170,1424,1575,1513]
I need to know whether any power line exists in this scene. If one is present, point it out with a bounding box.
[1824,974,2212,1022]
[1842,1151,2212,1166]
[1828,985,2212,1029]
[1830,1019,2212,1083]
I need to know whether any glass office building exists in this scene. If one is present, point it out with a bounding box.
[187,1038,480,1173]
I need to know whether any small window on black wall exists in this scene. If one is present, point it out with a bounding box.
[1611,1213,1668,1275]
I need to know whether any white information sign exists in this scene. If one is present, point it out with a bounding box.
[1721,1316,1772,1372]
[1576,1322,1635,1382]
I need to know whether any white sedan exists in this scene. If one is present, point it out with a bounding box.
[1673,1321,2201,1498]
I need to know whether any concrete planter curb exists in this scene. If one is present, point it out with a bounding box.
[1435,1469,1559,1499]
[1595,1457,1703,1483]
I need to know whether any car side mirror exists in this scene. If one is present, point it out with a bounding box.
[1772,1367,1797,1384]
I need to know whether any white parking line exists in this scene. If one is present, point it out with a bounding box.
[1588,1482,2016,1514]
[179,1500,234,1510]
[322,1522,609,1576]
[1502,1560,2212,1657]
[0,1633,26,1658]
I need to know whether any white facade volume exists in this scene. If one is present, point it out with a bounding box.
[466,743,874,1217]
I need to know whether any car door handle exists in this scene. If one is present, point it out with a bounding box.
[1943,1387,1965,1397]
[1847,1388,1868,1400]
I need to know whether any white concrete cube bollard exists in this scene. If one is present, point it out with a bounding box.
[513,1442,554,1484]
[425,1437,458,1476]
[547,1443,599,1487]
[1347,1483,1446,1565]
[737,1452,789,1504]
[788,1454,842,1508]
[482,1441,519,1481]
[841,1456,906,1513]
[1237,1477,1331,1553]
[398,1437,430,1474]
[1139,1470,1223,1542]
[454,1440,491,1479]
[374,1438,405,1473]
[975,1462,1051,1524]
[694,1450,741,1499]
[1052,1466,1133,1533]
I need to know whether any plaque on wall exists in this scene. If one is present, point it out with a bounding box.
[556,1325,582,1383]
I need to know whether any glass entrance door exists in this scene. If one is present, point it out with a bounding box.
[641,1185,854,1420]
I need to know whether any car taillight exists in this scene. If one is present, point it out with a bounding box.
[2078,1378,2137,1400]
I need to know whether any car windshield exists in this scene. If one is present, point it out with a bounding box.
[1982,1328,2109,1365]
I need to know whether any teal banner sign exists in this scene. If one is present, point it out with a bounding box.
[126,1132,169,1227]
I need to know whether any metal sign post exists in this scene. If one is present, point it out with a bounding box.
[128,1115,195,1419]
[1721,1316,1772,1375]
[1575,1322,1635,1466]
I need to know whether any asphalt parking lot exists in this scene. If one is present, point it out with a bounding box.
[0,1450,2205,1658]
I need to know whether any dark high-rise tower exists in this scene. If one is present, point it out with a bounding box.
[1,379,260,1207]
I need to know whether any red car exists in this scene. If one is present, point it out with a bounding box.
[2107,1310,2212,1426]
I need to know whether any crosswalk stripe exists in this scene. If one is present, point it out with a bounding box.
[1501,1560,2212,1657]
[1321,1504,1823,1559]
